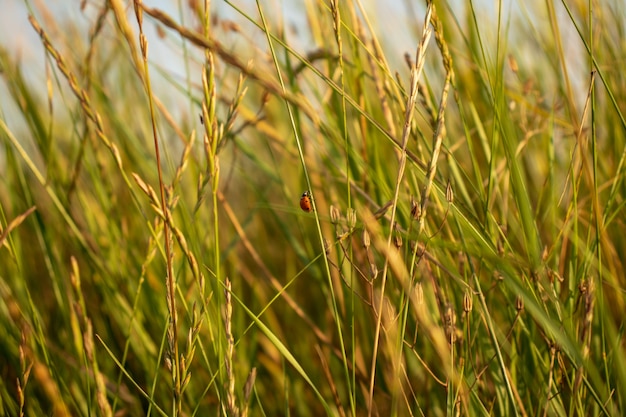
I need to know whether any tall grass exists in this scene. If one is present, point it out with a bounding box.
[1,0,625,415]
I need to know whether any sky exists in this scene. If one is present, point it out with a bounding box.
[0,0,592,138]
[0,0,424,130]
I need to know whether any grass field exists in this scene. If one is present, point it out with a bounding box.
[1,0,626,415]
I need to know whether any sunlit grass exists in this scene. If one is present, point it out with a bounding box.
[1,0,625,416]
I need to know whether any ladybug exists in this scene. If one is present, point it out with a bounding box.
[299,190,313,212]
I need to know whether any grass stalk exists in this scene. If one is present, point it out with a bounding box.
[2,0,626,415]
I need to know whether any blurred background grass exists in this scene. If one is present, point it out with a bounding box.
[1,0,626,416]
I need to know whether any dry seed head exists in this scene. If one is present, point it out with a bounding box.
[224,358,232,377]
[553,270,564,282]
[516,295,524,312]
[444,304,458,343]
[530,270,539,282]
[243,367,257,402]
[410,198,421,220]
[346,208,357,229]
[83,321,94,360]
[370,263,379,280]
[140,33,148,58]
[445,179,454,203]
[415,282,424,305]
[393,223,402,248]
[134,0,143,26]
[111,142,123,168]
[394,233,403,248]
[187,328,194,348]
[19,334,26,371]
[69,256,80,289]
[17,380,24,408]
[404,52,413,69]
[362,229,370,248]
[181,372,192,392]
[224,278,232,302]
[191,303,198,325]
[463,290,473,313]
[444,304,456,327]
[330,205,340,224]
[180,356,187,375]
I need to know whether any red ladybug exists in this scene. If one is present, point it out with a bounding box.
[300,191,313,212]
